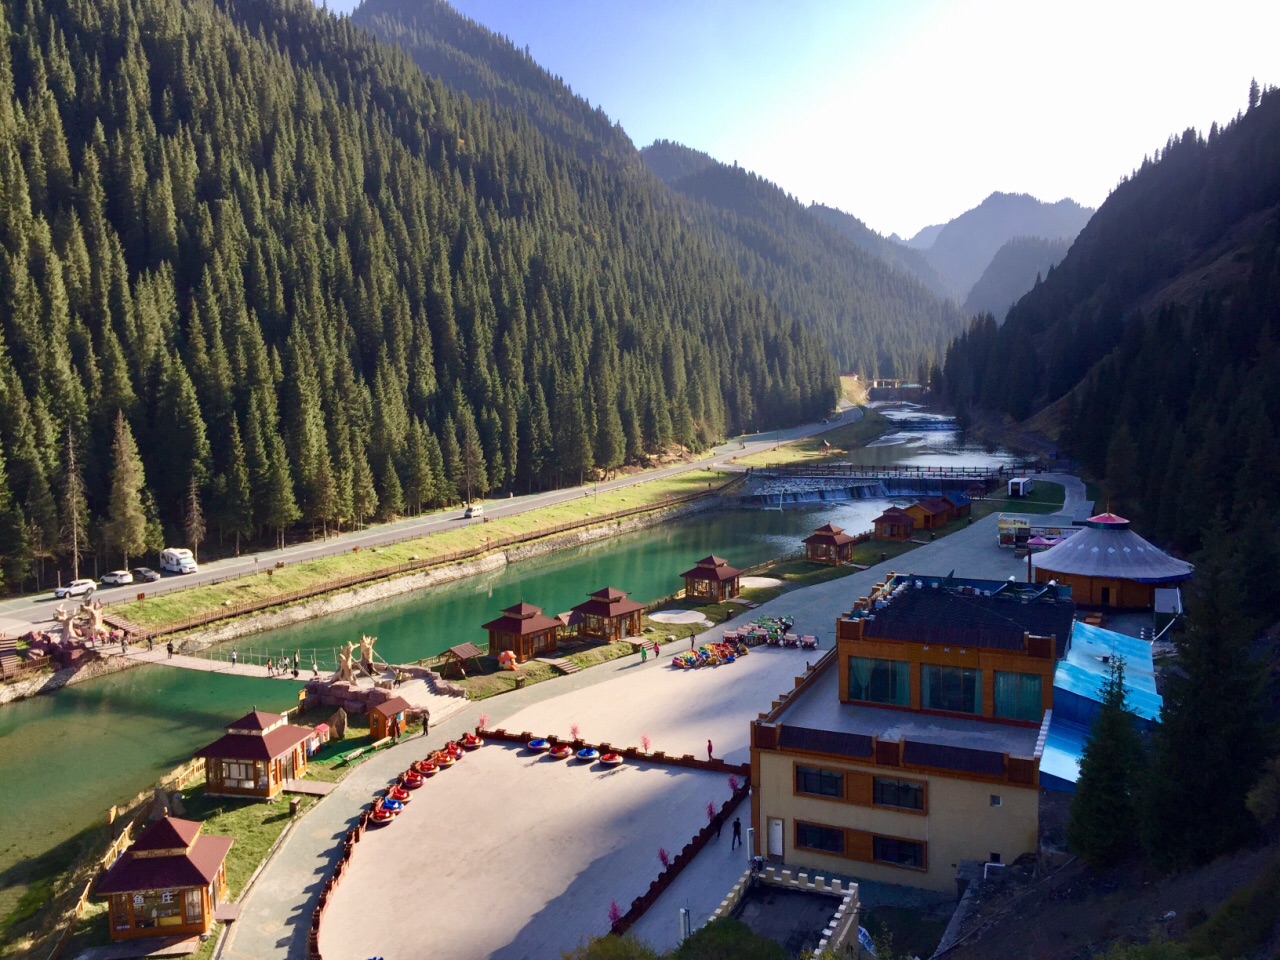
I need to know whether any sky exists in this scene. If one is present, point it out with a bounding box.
[320,0,1278,239]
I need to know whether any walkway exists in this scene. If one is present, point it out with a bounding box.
[220,507,1061,960]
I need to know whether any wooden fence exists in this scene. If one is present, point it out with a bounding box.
[111,475,747,641]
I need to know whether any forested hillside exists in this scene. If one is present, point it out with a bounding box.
[636,141,966,375]
[941,86,1280,560]
[808,203,952,300]
[0,0,837,591]
[910,192,1092,297]
[961,236,1069,321]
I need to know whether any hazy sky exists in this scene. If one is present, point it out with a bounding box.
[320,0,1276,238]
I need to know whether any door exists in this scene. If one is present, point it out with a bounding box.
[1101,586,1111,606]
[768,818,784,859]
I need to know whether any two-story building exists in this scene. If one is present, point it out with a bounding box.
[751,574,1075,892]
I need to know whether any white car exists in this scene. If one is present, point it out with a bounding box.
[100,570,135,586]
[54,578,96,599]
[464,504,484,518]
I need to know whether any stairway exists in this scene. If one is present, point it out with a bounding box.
[536,656,581,676]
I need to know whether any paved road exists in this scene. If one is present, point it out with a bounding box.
[0,405,858,640]
[221,500,1086,960]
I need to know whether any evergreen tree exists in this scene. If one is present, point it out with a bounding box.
[104,411,147,567]
[221,417,253,555]
[184,476,205,561]
[1066,657,1145,866]
[456,407,488,505]
[1141,520,1270,870]
[59,429,88,581]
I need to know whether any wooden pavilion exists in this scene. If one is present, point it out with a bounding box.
[441,642,485,679]
[904,497,953,530]
[679,555,742,602]
[195,710,314,801]
[571,587,645,642]
[802,523,857,566]
[95,817,232,942]
[482,600,562,663]
[369,696,410,741]
[873,507,915,542]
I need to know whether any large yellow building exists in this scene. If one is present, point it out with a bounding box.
[750,574,1074,892]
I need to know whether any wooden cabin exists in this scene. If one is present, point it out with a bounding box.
[95,817,232,942]
[873,507,915,542]
[195,710,313,801]
[679,555,742,602]
[904,497,952,530]
[369,696,410,741]
[572,587,645,642]
[802,523,857,566]
[482,601,562,663]
[941,493,972,518]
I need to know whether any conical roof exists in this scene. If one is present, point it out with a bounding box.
[1034,514,1192,583]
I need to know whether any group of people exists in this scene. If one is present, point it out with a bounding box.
[264,652,302,677]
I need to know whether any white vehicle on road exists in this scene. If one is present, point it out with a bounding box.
[100,570,134,586]
[54,578,96,599]
[159,547,198,574]
[464,504,484,518]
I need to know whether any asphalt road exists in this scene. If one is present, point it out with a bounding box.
[0,403,858,638]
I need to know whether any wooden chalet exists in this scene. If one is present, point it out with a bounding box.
[803,523,857,566]
[482,600,561,663]
[941,493,972,518]
[95,817,232,942]
[195,710,313,800]
[872,507,915,542]
[369,696,410,740]
[904,497,952,530]
[679,555,742,602]
[572,587,644,642]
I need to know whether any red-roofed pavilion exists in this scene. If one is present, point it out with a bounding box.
[873,507,915,542]
[94,817,232,941]
[803,523,858,565]
[482,600,561,663]
[571,587,644,642]
[195,710,313,800]
[679,555,742,602]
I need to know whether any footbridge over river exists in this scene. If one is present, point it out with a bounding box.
[742,463,1025,507]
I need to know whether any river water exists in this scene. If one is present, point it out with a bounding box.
[0,411,1015,916]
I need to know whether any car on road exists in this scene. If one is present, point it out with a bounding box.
[464,504,484,518]
[131,567,161,583]
[100,570,134,586]
[54,578,96,600]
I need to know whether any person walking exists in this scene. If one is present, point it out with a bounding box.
[231,649,238,668]
[654,642,661,658]
[640,646,647,663]
[120,636,128,655]
[266,657,274,677]
[166,641,174,659]
[422,710,431,737]
[146,636,153,653]
[731,817,742,850]
[293,651,300,672]
[715,813,724,840]
[690,637,695,650]
[707,739,714,761]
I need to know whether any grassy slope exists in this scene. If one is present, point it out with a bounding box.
[733,408,891,468]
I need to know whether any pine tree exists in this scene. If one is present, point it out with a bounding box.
[59,429,88,581]
[221,417,253,555]
[1141,520,1270,869]
[104,411,147,567]
[1066,657,1145,866]
[184,476,205,562]
[456,406,489,505]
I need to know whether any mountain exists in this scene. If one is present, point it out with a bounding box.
[908,193,1094,297]
[808,204,953,300]
[940,87,1280,555]
[895,223,945,250]
[0,0,837,591]
[961,236,1071,320]
[630,141,966,374]
[641,139,717,184]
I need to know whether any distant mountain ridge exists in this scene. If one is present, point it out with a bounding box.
[906,192,1093,298]
[807,204,952,300]
[640,140,967,375]
[962,235,1071,321]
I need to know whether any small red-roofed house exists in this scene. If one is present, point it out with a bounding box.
[571,587,645,642]
[679,555,742,602]
[95,816,232,941]
[195,710,314,800]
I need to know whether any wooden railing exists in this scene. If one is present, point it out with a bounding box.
[756,463,1016,479]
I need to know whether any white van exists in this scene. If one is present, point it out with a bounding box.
[464,503,483,518]
[159,547,199,574]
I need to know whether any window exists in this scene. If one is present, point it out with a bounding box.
[994,671,1043,721]
[990,794,1002,807]
[921,664,982,715]
[848,657,910,706]
[796,765,843,798]
[873,777,925,811]
[796,822,845,854]
[872,835,925,869]
[184,889,203,924]
[222,760,253,782]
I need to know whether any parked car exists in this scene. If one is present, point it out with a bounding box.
[54,578,96,600]
[464,503,484,518]
[131,567,161,583]
[100,570,134,586]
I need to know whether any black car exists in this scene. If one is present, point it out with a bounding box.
[132,567,161,582]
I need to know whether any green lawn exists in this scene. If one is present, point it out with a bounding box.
[972,480,1066,519]
[116,470,730,632]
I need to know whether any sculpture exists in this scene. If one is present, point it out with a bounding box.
[78,599,108,642]
[333,641,356,684]
[359,634,377,674]
[53,604,79,645]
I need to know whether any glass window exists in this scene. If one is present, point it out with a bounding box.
[873,777,924,810]
[848,657,910,706]
[796,765,843,798]
[872,835,925,869]
[921,664,982,714]
[993,671,1043,721]
[184,889,202,924]
[796,822,845,854]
